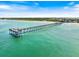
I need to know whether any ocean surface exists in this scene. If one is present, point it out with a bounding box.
[0,20,79,57]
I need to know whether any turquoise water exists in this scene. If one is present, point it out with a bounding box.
[0,20,79,57]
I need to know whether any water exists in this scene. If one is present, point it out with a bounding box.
[0,20,79,57]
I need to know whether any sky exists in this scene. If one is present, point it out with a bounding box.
[0,1,79,17]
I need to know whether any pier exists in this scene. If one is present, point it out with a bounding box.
[9,22,62,37]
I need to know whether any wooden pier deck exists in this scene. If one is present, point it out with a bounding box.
[9,22,62,37]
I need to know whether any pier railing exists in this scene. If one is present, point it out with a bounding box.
[9,22,62,37]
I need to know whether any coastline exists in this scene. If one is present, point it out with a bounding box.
[16,20,56,23]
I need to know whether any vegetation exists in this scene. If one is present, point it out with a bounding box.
[0,17,79,23]
[0,18,64,22]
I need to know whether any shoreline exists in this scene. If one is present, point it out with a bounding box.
[0,19,79,24]
[17,20,55,23]
[0,19,56,23]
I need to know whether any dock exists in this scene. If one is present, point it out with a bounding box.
[9,22,62,37]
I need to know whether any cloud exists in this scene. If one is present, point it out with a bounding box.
[63,2,79,16]
[12,5,31,11]
[0,5,11,10]
[0,1,79,18]
[34,2,39,6]
[68,2,74,5]
[33,2,39,8]
[64,2,75,10]
[74,4,79,8]
[0,4,32,12]
[64,2,79,11]
[73,4,79,11]
[64,6,69,9]
[71,4,79,11]
[0,6,78,18]
[0,7,77,18]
